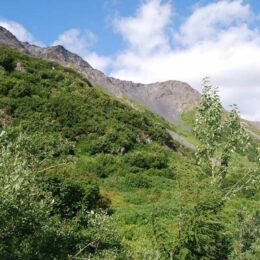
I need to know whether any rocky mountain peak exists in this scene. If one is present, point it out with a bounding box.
[23,43,93,70]
[50,44,66,52]
[0,26,27,52]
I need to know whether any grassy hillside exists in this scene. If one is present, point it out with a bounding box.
[0,47,259,259]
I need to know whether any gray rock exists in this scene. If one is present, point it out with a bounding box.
[0,26,27,52]
[167,130,195,149]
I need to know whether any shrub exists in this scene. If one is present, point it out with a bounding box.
[0,51,15,72]
[0,132,124,259]
[174,191,231,259]
[123,174,152,189]
[78,154,118,178]
[8,83,33,98]
[42,176,101,218]
[124,151,168,170]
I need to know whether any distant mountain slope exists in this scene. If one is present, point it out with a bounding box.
[0,46,176,152]
[1,25,259,135]
[0,26,200,124]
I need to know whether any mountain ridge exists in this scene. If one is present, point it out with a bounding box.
[0,26,200,124]
[1,25,260,132]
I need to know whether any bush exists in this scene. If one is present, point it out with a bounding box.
[8,83,33,98]
[42,175,102,218]
[123,174,152,189]
[124,151,168,170]
[0,132,124,259]
[0,78,15,95]
[174,190,231,259]
[78,154,119,178]
[0,51,15,72]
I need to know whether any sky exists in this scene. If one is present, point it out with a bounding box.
[1,0,260,121]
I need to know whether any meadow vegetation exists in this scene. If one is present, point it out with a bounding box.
[0,47,259,259]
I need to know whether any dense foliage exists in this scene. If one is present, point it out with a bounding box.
[0,47,259,259]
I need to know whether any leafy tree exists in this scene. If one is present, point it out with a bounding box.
[193,79,260,202]
[170,79,260,259]
[194,78,250,184]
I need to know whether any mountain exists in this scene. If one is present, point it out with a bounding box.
[0,26,200,125]
[1,25,259,138]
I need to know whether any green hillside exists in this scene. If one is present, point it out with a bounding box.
[0,47,259,259]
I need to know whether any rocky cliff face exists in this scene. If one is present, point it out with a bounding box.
[0,26,200,124]
[0,26,27,52]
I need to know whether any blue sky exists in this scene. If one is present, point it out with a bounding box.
[1,0,145,55]
[1,0,260,120]
[1,0,203,54]
[1,0,259,55]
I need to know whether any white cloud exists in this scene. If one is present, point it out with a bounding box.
[53,29,111,71]
[113,0,171,55]
[175,0,251,45]
[53,29,97,56]
[0,18,42,45]
[84,52,111,71]
[109,0,260,121]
